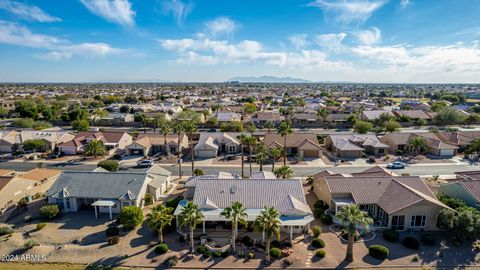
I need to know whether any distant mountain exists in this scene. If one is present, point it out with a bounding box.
[228,75,312,83]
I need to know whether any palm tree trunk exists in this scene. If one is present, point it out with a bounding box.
[345,235,354,262]
[178,133,182,178]
[283,135,287,166]
[265,237,271,263]
[240,144,244,178]
[259,159,263,171]
[159,228,164,243]
[164,133,168,155]
[190,228,194,253]
[271,157,275,172]
[249,146,253,177]
[232,223,236,253]
[190,136,194,173]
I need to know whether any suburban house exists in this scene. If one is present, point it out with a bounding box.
[45,170,168,219]
[194,133,240,158]
[0,130,75,153]
[436,131,480,150]
[438,171,480,209]
[360,110,394,122]
[325,134,389,159]
[174,179,314,241]
[126,133,188,156]
[264,133,322,158]
[393,110,435,121]
[417,133,459,157]
[0,168,61,221]
[250,111,284,126]
[379,133,413,154]
[212,112,242,123]
[99,112,135,125]
[293,113,321,126]
[59,131,132,155]
[380,132,459,157]
[0,130,19,153]
[313,175,451,231]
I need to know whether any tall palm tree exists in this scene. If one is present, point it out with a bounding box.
[269,147,282,172]
[220,202,248,253]
[274,165,294,179]
[256,144,268,172]
[179,202,204,253]
[157,116,171,156]
[91,109,107,127]
[316,107,329,123]
[265,121,275,133]
[242,136,257,177]
[407,136,428,156]
[183,122,198,173]
[84,139,106,158]
[237,134,247,178]
[173,122,184,178]
[278,120,293,166]
[254,207,281,263]
[336,204,373,262]
[146,205,174,243]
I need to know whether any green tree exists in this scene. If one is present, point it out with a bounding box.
[237,135,248,178]
[269,147,282,172]
[97,160,119,172]
[15,100,38,119]
[464,114,480,127]
[335,204,373,262]
[193,168,204,176]
[431,101,448,112]
[384,120,401,133]
[407,136,428,155]
[156,114,171,155]
[353,120,372,134]
[316,107,330,123]
[72,119,90,131]
[278,120,293,166]
[274,165,294,179]
[13,118,34,128]
[265,121,275,133]
[242,135,257,177]
[84,139,106,158]
[176,111,201,173]
[91,109,108,126]
[254,207,281,263]
[179,202,204,252]
[221,201,248,253]
[243,103,257,115]
[256,144,268,172]
[22,139,47,153]
[118,206,144,229]
[146,205,174,243]
[434,108,466,126]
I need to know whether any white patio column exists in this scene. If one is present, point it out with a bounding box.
[202,221,205,234]
[290,226,293,242]
[307,223,311,232]
[94,206,97,219]
[262,231,265,243]
[109,206,112,219]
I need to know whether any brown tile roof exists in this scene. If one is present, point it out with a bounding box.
[0,176,14,191]
[460,180,480,202]
[0,169,15,176]
[136,134,185,148]
[351,166,394,177]
[264,133,320,149]
[456,171,480,181]
[20,168,61,181]
[393,110,433,120]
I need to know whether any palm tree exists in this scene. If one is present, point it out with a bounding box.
[91,109,107,126]
[274,165,294,179]
[146,205,174,243]
[278,120,293,166]
[242,135,257,177]
[265,121,275,133]
[316,107,329,123]
[237,134,247,178]
[269,147,282,172]
[84,139,106,158]
[179,202,204,253]
[183,122,198,173]
[256,144,268,172]
[254,207,281,263]
[157,116,171,156]
[173,122,184,178]
[220,202,248,253]
[407,136,428,156]
[336,204,373,262]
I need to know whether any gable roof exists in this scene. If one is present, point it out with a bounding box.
[264,133,320,149]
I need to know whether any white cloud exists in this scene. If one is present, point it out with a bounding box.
[354,27,381,45]
[36,51,72,61]
[204,17,240,37]
[0,21,64,48]
[400,0,410,9]
[316,32,347,52]
[308,0,386,23]
[79,0,135,27]
[0,0,61,22]
[288,34,308,49]
[161,0,193,26]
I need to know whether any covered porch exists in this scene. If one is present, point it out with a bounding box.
[329,198,389,231]
[91,200,116,220]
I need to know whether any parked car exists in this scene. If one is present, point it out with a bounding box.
[386,161,406,169]
[137,159,154,168]
[47,152,64,160]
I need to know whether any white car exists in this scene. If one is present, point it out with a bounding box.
[136,159,154,168]
[386,161,406,169]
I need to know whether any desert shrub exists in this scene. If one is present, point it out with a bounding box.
[22,239,39,251]
[312,225,322,237]
[97,160,119,172]
[369,245,389,260]
[40,204,60,219]
[197,245,212,257]
[163,255,178,267]
[106,227,119,237]
[155,243,169,254]
[315,249,326,258]
[403,236,420,249]
[421,233,435,246]
[270,248,282,259]
[108,237,119,245]
[271,239,281,248]
[0,226,13,236]
[319,214,333,225]
[242,235,253,246]
[247,252,254,259]
[311,238,325,248]
[36,223,46,230]
[118,206,143,229]
[383,229,400,242]
[144,193,153,206]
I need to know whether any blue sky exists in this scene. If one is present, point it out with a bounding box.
[0,0,480,83]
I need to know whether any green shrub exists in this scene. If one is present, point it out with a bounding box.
[312,225,322,237]
[108,237,119,245]
[36,223,46,230]
[118,206,143,229]
[106,227,119,237]
[271,239,281,248]
[22,239,39,251]
[166,197,182,209]
[247,252,254,259]
[315,249,326,258]
[155,243,169,254]
[311,238,325,248]
[403,236,419,249]
[0,226,13,236]
[319,214,333,225]
[369,245,389,260]
[383,229,400,242]
[270,247,282,259]
[97,160,119,172]
[314,208,324,218]
[144,193,153,206]
[40,204,60,219]
[242,235,253,246]
[421,233,435,246]
[313,200,327,210]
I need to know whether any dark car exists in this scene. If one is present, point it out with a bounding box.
[47,152,64,160]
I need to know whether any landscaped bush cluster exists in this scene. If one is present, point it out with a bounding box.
[144,193,153,206]
[242,235,254,246]
[118,206,143,229]
[22,239,39,251]
[36,223,46,230]
[97,160,119,172]
[40,204,60,219]
[319,214,333,225]
[312,225,322,237]
[270,247,282,259]
[271,239,281,248]
[403,236,420,249]
[369,245,389,260]
[311,238,325,248]
[313,200,330,223]
[106,226,120,237]
[421,233,435,246]
[0,226,13,236]
[155,243,169,254]
[315,249,326,258]
[383,229,400,242]
[166,196,182,209]
[197,245,213,257]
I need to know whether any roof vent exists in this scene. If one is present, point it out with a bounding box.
[230,186,237,194]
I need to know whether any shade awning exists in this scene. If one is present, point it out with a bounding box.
[92,200,116,207]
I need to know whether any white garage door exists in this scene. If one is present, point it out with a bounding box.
[195,149,216,158]
[440,149,454,156]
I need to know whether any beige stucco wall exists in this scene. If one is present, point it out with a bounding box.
[390,200,444,231]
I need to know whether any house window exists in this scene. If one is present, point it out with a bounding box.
[56,199,64,210]
[228,146,236,153]
[391,215,405,230]
[378,148,385,154]
[66,199,71,209]
[398,145,405,151]
[410,215,426,228]
[122,201,130,208]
